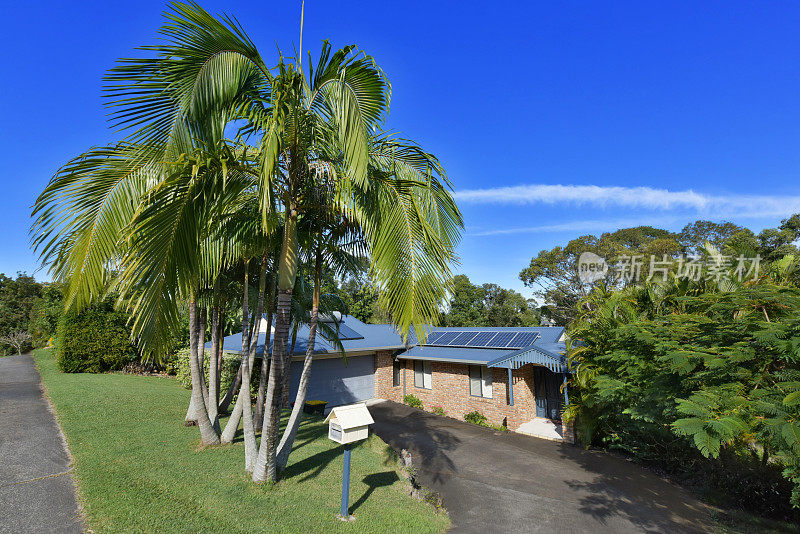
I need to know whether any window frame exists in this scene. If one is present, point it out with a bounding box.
[392,359,401,387]
[413,360,432,389]
[468,365,493,399]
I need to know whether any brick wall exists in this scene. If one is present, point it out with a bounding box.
[374,353,539,430]
[374,350,403,402]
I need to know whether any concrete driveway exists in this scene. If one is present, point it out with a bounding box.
[0,354,83,533]
[370,401,713,534]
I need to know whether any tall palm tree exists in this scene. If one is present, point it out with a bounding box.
[31,2,462,473]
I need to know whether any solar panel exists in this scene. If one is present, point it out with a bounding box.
[336,324,364,340]
[507,332,538,348]
[431,331,460,346]
[466,331,498,347]
[423,331,446,345]
[486,332,516,348]
[449,332,478,346]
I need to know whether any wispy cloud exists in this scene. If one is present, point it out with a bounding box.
[470,216,686,237]
[456,184,800,217]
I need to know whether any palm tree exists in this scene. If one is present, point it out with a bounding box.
[31,2,462,474]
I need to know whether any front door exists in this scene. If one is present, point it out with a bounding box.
[533,367,563,420]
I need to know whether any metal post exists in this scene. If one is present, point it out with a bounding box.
[340,443,352,518]
[507,367,514,406]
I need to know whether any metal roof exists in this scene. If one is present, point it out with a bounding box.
[395,345,513,365]
[209,317,568,373]
[207,315,407,357]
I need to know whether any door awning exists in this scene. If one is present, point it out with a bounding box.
[486,345,567,373]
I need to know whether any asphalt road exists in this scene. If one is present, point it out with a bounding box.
[370,400,713,534]
[0,354,83,533]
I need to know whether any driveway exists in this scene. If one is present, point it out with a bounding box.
[0,354,83,533]
[370,401,713,534]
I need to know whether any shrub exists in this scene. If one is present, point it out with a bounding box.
[175,347,245,397]
[404,394,423,409]
[464,411,488,426]
[55,299,137,373]
[431,405,445,416]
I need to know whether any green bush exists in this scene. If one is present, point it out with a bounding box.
[55,299,137,373]
[175,347,246,397]
[403,394,423,409]
[464,411,487,426]
[431,405,445,416]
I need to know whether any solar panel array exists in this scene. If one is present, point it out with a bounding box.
[337,324,364,340]
[323,323,364,341]
[422,330,540,349]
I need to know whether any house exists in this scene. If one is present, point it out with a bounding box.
[213,315,573,442]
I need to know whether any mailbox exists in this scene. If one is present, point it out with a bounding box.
[325,403,374,445]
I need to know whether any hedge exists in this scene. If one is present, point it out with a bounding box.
[56,299,137,373]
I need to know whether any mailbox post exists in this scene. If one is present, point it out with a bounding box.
[325,403,375,521]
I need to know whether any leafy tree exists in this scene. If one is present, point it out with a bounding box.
[679,220,746,254]
[442,274,486,326]
[28,283,63,347]
[441,275,539,327]
[519,228,682,325]
[520,217,800,325]
[566,274,800,517]
[0,273,42,355]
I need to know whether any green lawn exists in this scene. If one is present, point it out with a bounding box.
[33,349,449,533]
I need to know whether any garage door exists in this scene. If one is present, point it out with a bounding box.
[287,354,375,408]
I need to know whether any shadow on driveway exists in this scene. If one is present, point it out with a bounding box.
[370,400,712,534]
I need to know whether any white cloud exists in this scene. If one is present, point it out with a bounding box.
[470,216,686,237]
[455,184,800,217]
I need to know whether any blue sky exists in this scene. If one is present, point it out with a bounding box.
[3,1,800,297]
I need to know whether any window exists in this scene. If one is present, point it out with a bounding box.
[392,359,401,387]
[469,365,493,398]
[413,360,432,389]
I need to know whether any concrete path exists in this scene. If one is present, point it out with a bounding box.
[0,354,83,533]
[371,401,713,534]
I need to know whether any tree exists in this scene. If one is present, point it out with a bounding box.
[678,220,745,254]
[0,331,31,356]
[441,275,539,327]
[31,2,461,483]
[29,283,63,347]
[566,270,800,515]
[0,273,42,355]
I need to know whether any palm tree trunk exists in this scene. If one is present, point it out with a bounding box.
[241,253,269,471]
[254,274,275,432]
[188,296,220,445]
[218,359,242,414]
[198,306,209,407]
[253,210,298,483]
[221,259,253,444]
[208,280,221,434]
[216,309,224,393]
[281,321,299,408]
[276,246,321,471]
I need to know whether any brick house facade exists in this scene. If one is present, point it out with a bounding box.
[374,350,573,438]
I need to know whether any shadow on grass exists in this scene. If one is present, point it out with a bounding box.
[283,446,340,482]
[350,471,399,514]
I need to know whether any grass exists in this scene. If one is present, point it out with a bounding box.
[33,349,449,533]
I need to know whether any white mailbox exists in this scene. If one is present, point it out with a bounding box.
[325,403,374,444]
